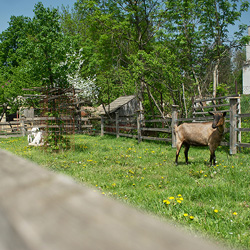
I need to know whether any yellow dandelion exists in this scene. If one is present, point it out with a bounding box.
[183,213,188,217]
[232,212,237,216]
[169,196,175,200]
[189,216,194,220]
[176,199,182,204]
[214,209,219,213]
[163,200,170,205]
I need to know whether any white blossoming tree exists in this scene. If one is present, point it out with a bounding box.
[65,49,99,105]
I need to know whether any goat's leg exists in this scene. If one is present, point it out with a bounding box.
[184,143,190,165]
[209,144,217,166]
[175,142,182,165]
[213,152,216,166]
[209,151,216,166]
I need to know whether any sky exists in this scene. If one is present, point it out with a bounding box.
[0,0,76,33]
[0,0,250,36]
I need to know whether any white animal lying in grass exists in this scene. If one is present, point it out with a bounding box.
[28,127,44,146]
[28,127,39,143]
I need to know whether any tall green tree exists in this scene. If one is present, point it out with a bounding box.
[18,2,70,88]
[0,16,31,118]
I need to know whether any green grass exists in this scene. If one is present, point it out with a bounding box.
[0,135,250,249]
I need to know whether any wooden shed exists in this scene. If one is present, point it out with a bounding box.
[99,95,139,118]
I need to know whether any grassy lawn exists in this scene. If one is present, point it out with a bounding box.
[0,134,250,249]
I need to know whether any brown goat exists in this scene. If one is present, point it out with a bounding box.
[175,112,226,166]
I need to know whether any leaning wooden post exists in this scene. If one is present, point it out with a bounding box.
[137,111,142,143]
[171,105,179,148]
[229,97,238,155]
[115,112,119,138]
[101,115,104,136]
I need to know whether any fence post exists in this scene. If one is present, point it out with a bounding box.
[20,118,26,136]
[116,112,119,138]
[101,115,104,136]
[137,111,142,143]
[171,105,178,148]
[229,97,238,155]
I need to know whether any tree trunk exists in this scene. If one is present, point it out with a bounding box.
[0,104,8,122]
[213,61,219,98]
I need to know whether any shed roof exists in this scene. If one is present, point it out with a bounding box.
[99,95,136,115]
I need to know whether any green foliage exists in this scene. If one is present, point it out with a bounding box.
[1,135,250,249]
[0,16,31,113]
[0,0,249,117]
[43,111,71,152]
[44,133,71,152]
[17,2,71,88]
[162,0,249,98]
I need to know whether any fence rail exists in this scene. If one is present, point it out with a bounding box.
[192,94,238,117]
[0,149,225,250]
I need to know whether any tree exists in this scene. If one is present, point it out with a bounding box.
[18,2,70,88]
[162,0,249,99]
[59,0,249,117]
[0,16,31,119]
[61,0,180,117]
[65,49,99,104]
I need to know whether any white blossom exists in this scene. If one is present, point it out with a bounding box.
[63,48,99,103]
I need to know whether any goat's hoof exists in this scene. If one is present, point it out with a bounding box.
[175,162,178,166]
[186,162,190,165]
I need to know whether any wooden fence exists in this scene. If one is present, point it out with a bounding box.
[192,94,238,117]
[101,95,250,154]
[1,95,249,153]
[0,121,23,137]
[0,149,227,250]
[0,116,96,138]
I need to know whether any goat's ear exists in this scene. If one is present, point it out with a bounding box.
[223,112,226,117]
[208,111,214,116]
